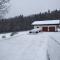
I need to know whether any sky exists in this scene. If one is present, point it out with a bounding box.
[6,0,60,18]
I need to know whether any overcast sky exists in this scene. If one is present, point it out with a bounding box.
[6,0,60,18]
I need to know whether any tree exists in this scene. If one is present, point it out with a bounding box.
[0,0,10,19]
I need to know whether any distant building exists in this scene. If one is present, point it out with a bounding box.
[32,20,60,32]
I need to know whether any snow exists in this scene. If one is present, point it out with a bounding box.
[32,20,60,25]
[57,28,60,32]
[0,31,60,60]
[0,33,11,39]
[47,32,60,60]
[0,31,48,60]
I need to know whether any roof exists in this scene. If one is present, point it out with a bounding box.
[32,20,60,25]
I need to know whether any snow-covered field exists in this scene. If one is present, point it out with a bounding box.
[0,31,60,60]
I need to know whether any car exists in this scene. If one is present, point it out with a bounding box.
[29,28,41,33]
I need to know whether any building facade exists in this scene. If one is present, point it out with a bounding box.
[32,20,60,32]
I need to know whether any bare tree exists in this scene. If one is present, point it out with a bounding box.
[0,0,10,19]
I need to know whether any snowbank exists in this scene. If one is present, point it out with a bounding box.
[0,33,11,39]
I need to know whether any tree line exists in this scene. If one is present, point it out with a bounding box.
[0,9,60,33]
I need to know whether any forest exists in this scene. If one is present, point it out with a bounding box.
[0,9,60,33]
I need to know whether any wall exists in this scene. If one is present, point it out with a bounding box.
[34,25,59,31]
[34,25,42,31]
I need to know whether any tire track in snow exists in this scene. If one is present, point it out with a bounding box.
[48,35,60,46]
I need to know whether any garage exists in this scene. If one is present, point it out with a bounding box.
[32,20,60,32]
[49,27,55,32]
[42,26,55,32]
[42,27,48,32]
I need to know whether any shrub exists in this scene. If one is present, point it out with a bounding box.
[2,36,6,38]
[10,32,17,36]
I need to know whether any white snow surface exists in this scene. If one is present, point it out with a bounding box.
[0,31,60,60]
[32,20,60,25]
[47,32,60,60]
[0,31,49,60]
[0,33,11,39]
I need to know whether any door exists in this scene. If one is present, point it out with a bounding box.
[49,27,55,32]
[42,27,48,32]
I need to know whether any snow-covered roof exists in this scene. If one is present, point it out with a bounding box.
[32,20,60,25]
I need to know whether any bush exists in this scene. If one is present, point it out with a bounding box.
[2,36,6,38]
[10,32,17,36]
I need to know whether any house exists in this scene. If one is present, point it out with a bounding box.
[32,20,60,32]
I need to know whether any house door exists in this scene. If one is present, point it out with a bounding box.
[42,27,48,32]
[49,27,55,32]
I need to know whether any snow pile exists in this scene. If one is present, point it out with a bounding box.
[0,32,19,40]
[57,28,60,32]
[0,33,11,39]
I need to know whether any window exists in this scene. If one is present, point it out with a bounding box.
[37,27,39,28]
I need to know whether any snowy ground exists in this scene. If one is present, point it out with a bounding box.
[0,31,60,60]
[47,32,60,60]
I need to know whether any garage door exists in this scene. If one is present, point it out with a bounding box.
[49,27,55,32]
[42,27,48,32]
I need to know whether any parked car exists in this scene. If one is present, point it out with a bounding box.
[29,28,41,33]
